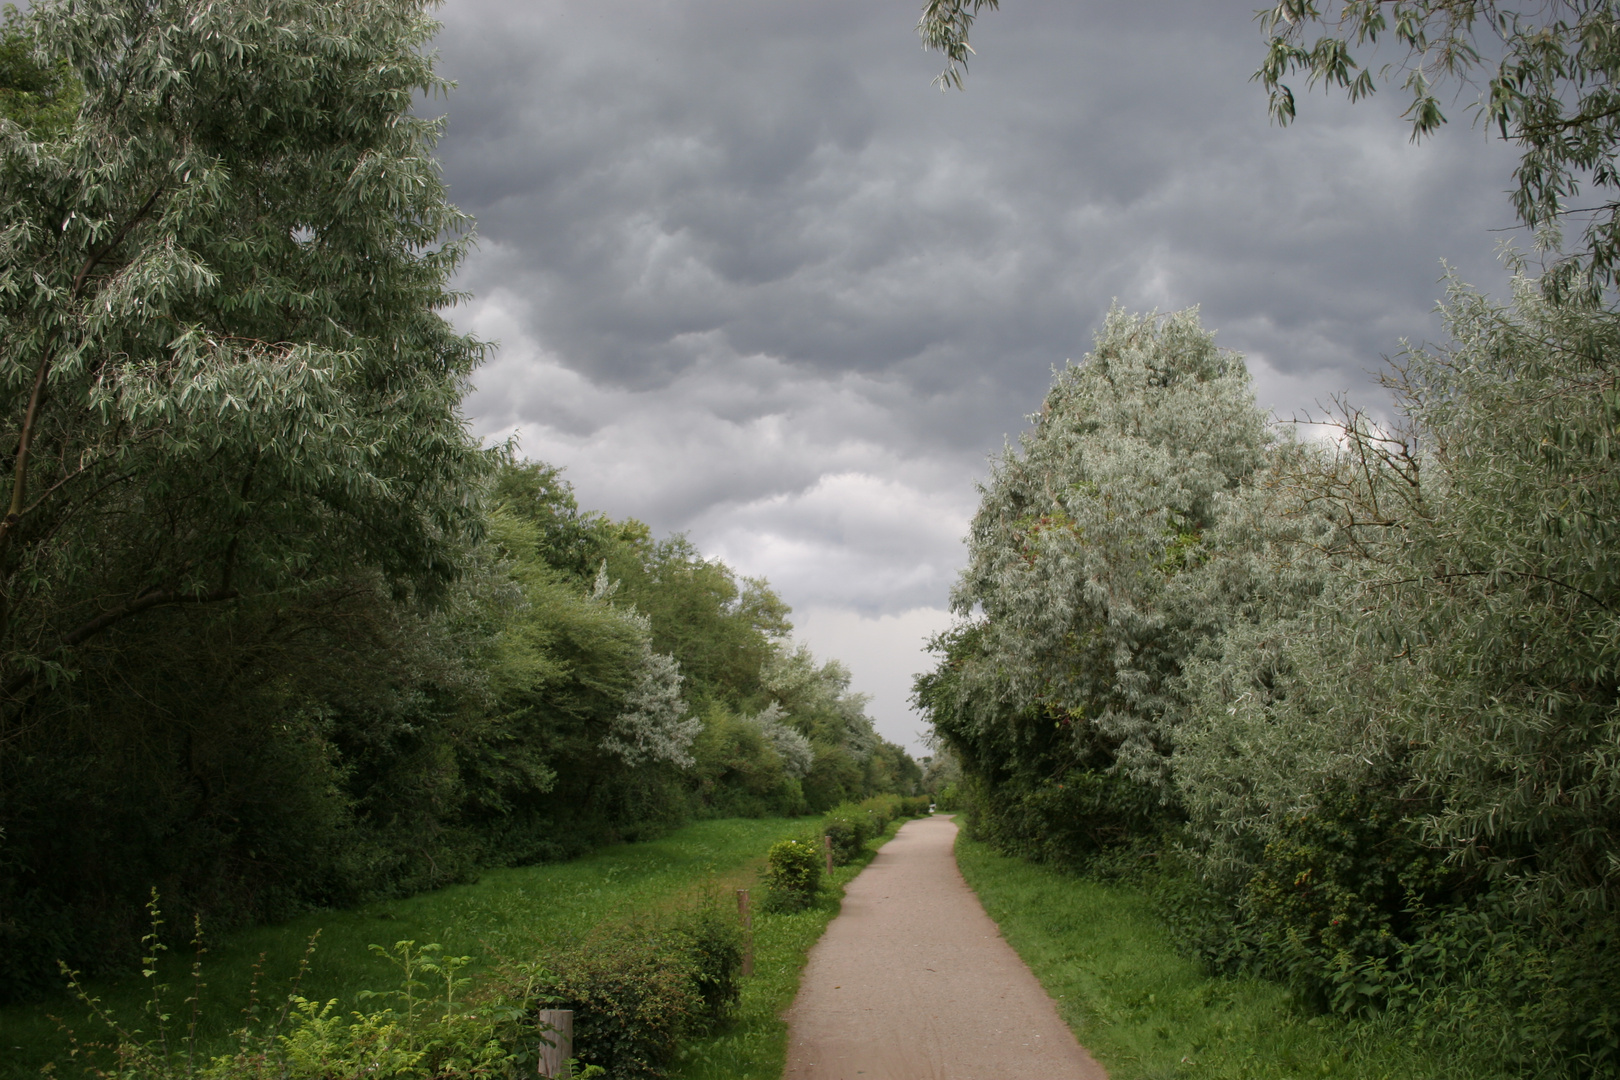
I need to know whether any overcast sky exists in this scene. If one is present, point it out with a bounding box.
[429,0,1519,753]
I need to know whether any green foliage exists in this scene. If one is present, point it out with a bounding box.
[923,288,1620,1075]
[916,306,1279,864]
[52,925,598,1080]
[490,902,742,1080]
[819,797,914,864]
[670,815,908,1080]
[601,530,791,711]
[0,0,491,687]
[669,898,745,1031]
[820,805,872,866]
[688,708,806,820]
[0,5,79,137]
[916,0,1000,90]
[896,794,932,818]
[955,833,1466,1080]
[0,439,918,997]
[0,0,494,996]
[532,930,699,1080]
[1241,788,1455,1014]
[1251,0,1620,302]
[761,838,823,913]
[0,0,920,1007]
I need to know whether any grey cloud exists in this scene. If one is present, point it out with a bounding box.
[435,0,1523,624]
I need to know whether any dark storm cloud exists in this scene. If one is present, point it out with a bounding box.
[429,0,1521,743]
[436,0,1514,408]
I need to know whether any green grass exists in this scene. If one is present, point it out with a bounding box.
[955,834,1465,1080]
[0,816,812,1079]
[669,817,911,1080]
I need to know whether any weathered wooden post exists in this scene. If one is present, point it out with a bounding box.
[537,1009,573,1079]
[737,888,754,977]
[823,833,833,875]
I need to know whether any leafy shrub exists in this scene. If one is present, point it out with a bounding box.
[1385,902,1620,1079]
[669,895,744,1029]
[762,838,823,912]
[1240,787,1454,1014]
[520,896,748,1077]
[527,926,699,1080]
[897,794,932,817]
[857,794,901,832]
[817,793,925,862]
[53,921,590,1080]
[964,770,1164,866]
[821,804,871,865]
[49,881,750,1080]
[688,708,807,819]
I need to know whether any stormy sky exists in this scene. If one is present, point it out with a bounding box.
[429,0,1520,753]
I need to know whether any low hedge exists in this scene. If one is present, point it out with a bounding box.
[821,794,931,866]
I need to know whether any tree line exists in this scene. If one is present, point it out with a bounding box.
[0,0,918,1003]
[916,289,1619,1077]
[914,4,1620,1075]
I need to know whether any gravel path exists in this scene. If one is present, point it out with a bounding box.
[783,815,1108,1080]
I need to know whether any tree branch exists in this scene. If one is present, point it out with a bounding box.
[70,184,165,299]
[1,583,239,705]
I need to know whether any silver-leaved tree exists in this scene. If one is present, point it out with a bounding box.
[917,307,1289,858]
[0,0,490,711]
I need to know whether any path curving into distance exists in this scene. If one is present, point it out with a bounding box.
[783,815,1108,1080]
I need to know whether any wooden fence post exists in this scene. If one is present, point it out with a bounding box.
[537,1009,573,1079]
[823,834,833,875]
[737,888,754,977]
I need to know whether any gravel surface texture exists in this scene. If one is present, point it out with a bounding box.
[783,815,1108,1080]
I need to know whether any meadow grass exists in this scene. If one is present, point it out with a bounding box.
[0,816,811,1078]
[955,834,1477,1080]
[668,817,909,1080]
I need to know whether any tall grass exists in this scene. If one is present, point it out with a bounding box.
[955,834,1490,1080]
[0,817,809,1079]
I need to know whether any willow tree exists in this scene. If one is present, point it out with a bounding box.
[917,308,1282,860]
[0,0,488,712]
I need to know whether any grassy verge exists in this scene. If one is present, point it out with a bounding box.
[669,816,910,1080]
[955,833,1458,1080]
[0,816,809,1079]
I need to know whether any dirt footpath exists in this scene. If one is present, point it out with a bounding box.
[783,815,1108,1080]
